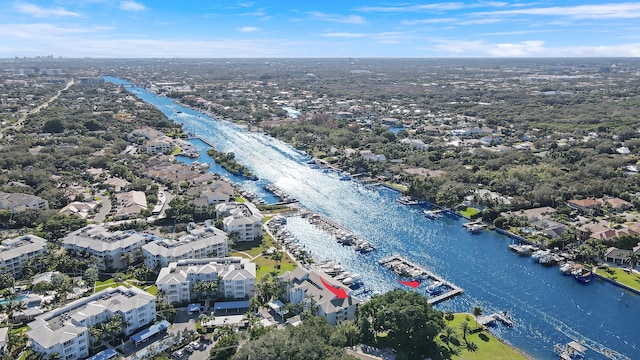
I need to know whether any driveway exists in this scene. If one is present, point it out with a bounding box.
[94,191,112,224]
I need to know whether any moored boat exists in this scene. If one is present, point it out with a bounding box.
[423,209,442,219]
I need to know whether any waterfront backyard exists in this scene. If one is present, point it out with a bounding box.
[594,266,640,293]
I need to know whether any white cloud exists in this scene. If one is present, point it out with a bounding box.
[402,18,458,25]
[430,39,640,57]
[359,3,466,13]
[306,11,367,24]
[0,23,110,38]
[322,32,368,38]
[359,2,510,13]
[433,39,545,56]
[480,3,640,19]
[238,26,260,32]
[120,1,146,12]
[14,2,81,18]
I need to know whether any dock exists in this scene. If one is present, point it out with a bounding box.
[263,184,298,203]
[477,312,514,327]
[397,196,427,205]
[379,255,463,304]
[463,220,487,233]
[303,211,376,253]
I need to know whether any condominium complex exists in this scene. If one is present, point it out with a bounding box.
[27,286,156,360]
[215,202,264,242]
[0,235,47,278]
[155,257,256,304]
[142,226,228,269]
[279,267,360,326]
[62,225,148,271]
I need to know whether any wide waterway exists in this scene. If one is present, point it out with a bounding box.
[106,76,639,360]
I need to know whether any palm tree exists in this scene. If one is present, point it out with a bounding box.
[336,320,359,347]
[113,272,125,286]
[444,311,455,322]
[472,306,483,328]
[89,325,103,346]
[629,251,638,269]
[272,251,283,269]
[459,321,471,345]
[467,341,479,352]
[120,252,134,269]
[442,326,457,351]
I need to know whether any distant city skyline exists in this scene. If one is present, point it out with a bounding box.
[2,1,640,58]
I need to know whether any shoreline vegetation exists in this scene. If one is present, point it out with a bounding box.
[445,313,531,360]
[205,148,258,180]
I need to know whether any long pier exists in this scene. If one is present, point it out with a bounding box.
[379,255,463,305]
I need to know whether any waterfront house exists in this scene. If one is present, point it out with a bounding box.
[604,246,640,267]
[27,286,155,360]
[155,257,255,304]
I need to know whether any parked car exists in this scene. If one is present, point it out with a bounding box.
[200,334,212,343]
[172,350,184,359]
[184,345,194,354]
[189,341,201,350]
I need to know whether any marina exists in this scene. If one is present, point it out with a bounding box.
[303,211,376,253]
[379,255,463,305]
[109,77,640,360]
[263,183,298,203]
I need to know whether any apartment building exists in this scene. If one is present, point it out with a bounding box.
[215,202,264,242]
[155,257,255,304]
[62,225,147,271]
[27,286,155,360]
[0,235,47,278]
[142,226,228,269]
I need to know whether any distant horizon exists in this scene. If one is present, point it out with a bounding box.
[4,56,640,60]
[2,1,640,58]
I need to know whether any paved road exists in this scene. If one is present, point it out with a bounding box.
[0,78,74,138]
[94,191,112,224]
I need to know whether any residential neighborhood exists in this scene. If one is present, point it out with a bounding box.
[1,58,640,360]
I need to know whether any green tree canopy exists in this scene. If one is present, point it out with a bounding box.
[232,316,356,360]
[357,289,445,359]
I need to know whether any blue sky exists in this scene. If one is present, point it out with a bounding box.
[1,1,640,57]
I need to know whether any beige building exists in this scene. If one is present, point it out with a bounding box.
[27,286,155,360]
[156,257,255,304]
[216,202,264,242]
[279,267,360,325]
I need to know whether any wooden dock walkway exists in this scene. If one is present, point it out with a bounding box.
[477,312,514,327]
[379,254,464,305]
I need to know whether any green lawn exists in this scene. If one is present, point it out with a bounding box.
[145,285,158,296]
[385,182,409,192]
[595,266,640,292]
[458,207,481,219]
[94,278,117,292]
[441,314,528,360]
[253,255,296,281]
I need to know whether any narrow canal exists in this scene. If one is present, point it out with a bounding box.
[106,77,640,360]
